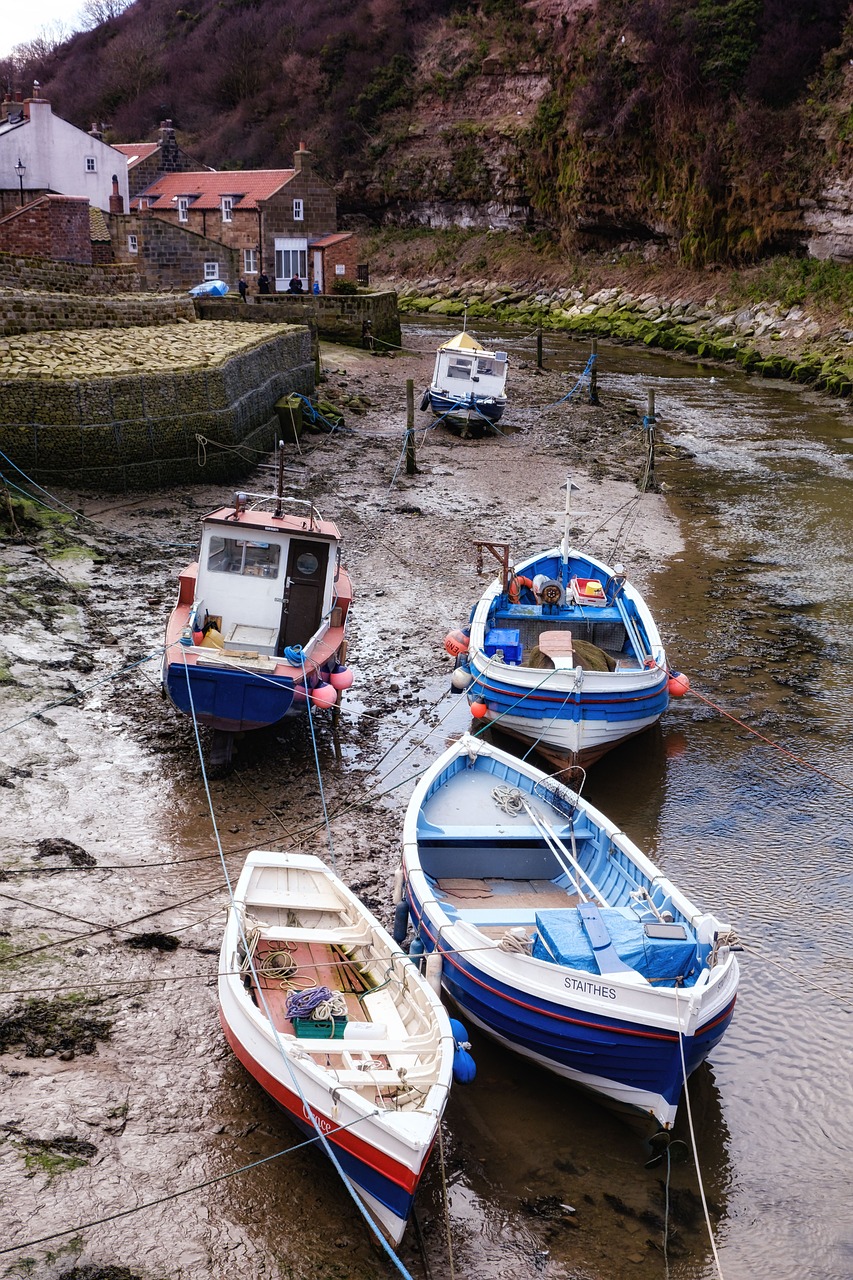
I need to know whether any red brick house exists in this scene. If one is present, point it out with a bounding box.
[129,144,355,293]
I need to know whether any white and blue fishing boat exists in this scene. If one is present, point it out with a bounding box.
[398,733,740,1129]
[451,482,676,769]
[421,329,509,433]
[220,850,458,1246]
[162,445,353,765]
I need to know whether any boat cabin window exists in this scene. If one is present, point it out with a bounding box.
[447,358,473,379]
[206,535,281,578]
[475,357,501,377]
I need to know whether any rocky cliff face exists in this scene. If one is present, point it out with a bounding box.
[19,0,853,264]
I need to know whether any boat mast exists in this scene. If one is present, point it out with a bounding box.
[560,478,580,580]
[274,439,285,518]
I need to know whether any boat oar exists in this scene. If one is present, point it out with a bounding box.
[520,798,610,909]
[612,591,648,664]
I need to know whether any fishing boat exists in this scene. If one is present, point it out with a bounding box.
[219,850,457,1246]
[449,481,677,769]
[398,733,740,1129]
[162,444,353,765]
[421,330,509,434]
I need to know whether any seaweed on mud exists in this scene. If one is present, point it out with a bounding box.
[0,994,114,1056]
[33,839,97,868]
[59,1268,149,1280]
[124,932,180,951]
[20,1135,98,1182]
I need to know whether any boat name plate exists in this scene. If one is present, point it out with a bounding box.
[563,976,617,1000]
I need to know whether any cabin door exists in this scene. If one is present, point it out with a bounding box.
[279,540,329,651]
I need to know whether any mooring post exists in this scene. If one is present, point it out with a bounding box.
[405,379,417,475]
[590,337,599,404]
[646,388,656,488]
[536,325,543,369]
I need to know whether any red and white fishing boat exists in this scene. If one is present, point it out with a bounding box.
[219,851,456,1245]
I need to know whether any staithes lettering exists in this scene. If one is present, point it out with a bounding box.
[564,976,617,1000]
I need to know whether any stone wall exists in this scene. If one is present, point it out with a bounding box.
[0,327,315,490]
[0,293,195,336]
[0,250,140,294]
[110,212,241,291]
[0,196,93,265]
[254,290,401,348]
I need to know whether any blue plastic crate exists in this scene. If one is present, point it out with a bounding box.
[484,628,522,664]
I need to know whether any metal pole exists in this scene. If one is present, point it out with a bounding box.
[536,325,543,369]
[405,379,416,475]
[646,388,656,488]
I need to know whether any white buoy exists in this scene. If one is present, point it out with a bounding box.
[450,667,473,691]
[425,952,443,996]
[392,866,404,906]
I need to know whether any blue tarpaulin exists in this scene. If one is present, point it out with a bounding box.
[533,907,698,986]
[188,280,229,297]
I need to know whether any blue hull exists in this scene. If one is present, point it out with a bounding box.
[427,390,506,425]
[407,891,735,1115]
[164,660,297,734]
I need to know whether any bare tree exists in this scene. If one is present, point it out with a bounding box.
[77,0,132,32]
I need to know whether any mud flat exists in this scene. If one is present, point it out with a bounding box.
[0,336,685,1279]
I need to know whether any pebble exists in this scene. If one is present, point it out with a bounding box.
[43,1048,56,1057]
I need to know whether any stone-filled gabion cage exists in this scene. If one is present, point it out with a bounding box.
[0,322,314,491]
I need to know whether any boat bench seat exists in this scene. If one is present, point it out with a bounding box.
[454,908,539,927]
[259,925,366,945]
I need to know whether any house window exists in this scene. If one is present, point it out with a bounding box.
[177,197,189,222]
[203,261,219,280]
[85,157,96,172]
[138,198,149,209]
[243,248,258,274]
[293,198,304,221]
[274,248,307,279]
[221,197,233,223]
[127,235,138,254]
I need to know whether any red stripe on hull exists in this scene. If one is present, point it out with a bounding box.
[219,1008,421,1195]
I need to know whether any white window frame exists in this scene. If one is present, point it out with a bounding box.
[221,197,233,223]
[243,248,258,274]
[127,234,138,254]
[177,197,189,223]
[293,198,304,221]
[203,261,219,280]
[85,156,96,173]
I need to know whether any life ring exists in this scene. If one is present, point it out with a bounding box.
[508,574,534,603]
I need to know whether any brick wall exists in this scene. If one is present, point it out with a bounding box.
[0,196,93,265]
[322,234,360,287]
[0,249,140,294]
[0,327,315,490]
[254,290,401,348]
[110,212,241,290]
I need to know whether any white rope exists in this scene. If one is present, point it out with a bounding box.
[674,987,725,1280]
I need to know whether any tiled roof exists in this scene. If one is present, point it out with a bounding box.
[113,142,159,166]
[310,231,352,248]
[132,169,296,212]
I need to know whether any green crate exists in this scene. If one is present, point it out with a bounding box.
[293,1016,347,1039]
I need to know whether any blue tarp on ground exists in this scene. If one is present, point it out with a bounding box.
[188,280,229,296]
[533,907,698,985]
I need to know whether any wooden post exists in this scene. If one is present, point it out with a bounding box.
[536,325,543,369]
[589,337,599,404]
[646,388,656,488]
[405,379,417,475]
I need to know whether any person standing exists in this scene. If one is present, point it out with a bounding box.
[238,277,248,302]
[258,270,270,295]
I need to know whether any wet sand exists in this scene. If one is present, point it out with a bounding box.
[0,333,683,1279]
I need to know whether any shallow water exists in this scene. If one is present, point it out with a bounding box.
[3,325,852,1279]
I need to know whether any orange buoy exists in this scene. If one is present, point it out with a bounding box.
[470,700,488,719]
[444,629,470,658]
[667,671,690,698]
[310,681,338,710]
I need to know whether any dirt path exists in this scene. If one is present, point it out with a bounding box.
[0,337,683,1279]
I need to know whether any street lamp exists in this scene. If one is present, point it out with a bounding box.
[14,157,26,207]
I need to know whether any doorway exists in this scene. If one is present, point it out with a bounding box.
[278,539,329,651]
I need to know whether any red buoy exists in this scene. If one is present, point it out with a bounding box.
[329,663,354,691]
[667,671,690,698]
[310,681,338,710]
[444,629,470,658]
[470,700,488,719]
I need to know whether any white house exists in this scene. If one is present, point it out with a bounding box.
[0,88,130,215]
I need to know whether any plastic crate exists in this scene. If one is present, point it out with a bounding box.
[484,628,523,664]
[292,1016,347,1039]
[570,577,608,607]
